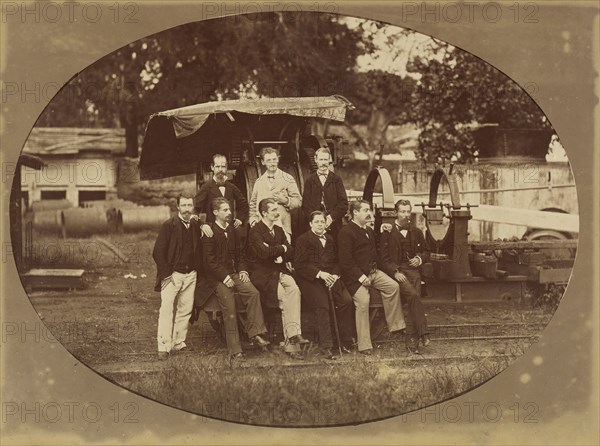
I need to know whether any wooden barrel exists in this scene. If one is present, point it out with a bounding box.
[31,199,72,212]
[63,207,108,237]
[121,206,170,232]
[32,210,64,235]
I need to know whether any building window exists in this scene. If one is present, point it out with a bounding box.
[79,190,106,204]
[40,190,66,200]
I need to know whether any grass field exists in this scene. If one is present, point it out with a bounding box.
[24,231,553,426]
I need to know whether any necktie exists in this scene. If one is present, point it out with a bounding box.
[180,219,190,229]
[318,235,326,247]
[319,173,327,186]
[269,228,275,238]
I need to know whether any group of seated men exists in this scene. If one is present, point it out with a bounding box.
[152,148,431,362]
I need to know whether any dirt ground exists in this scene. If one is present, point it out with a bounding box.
[23,231,555,425]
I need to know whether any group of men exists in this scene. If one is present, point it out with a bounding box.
[152,147,431,362]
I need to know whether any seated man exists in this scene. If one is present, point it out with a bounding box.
[247,198,308,360]
[197,197,270,362]
[379,199,431,353]
[338,200,405,355]
[294,211,356,359]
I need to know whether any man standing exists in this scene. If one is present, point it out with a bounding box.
[248,147,301,238]
[301,147,348,241]
[294,211,355,359]
[196,197,270,361]
[194,153,249,237]
[338,200,405,355]
[153,191,202,359]
[379,199,431,353]
[248,198,308,360]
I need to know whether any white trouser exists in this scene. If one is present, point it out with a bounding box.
[157,270,196,352]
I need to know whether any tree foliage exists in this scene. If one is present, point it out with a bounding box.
[407,41,552,161]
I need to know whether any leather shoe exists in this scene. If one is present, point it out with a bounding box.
[157,351,169,360]
[252,334,271,347]
[359,349,373,356]
[288,352,305,360]
[421,335,431,347]
[289,335,310,345]
[320,348,339,360]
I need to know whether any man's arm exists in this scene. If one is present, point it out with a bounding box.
[414,228,430,264]
[202,235,230,282]
[152,223,173,281]
[338,229,365,284]
[301,177,317,217]
[248,180,260,224]
[231,183,249,223]
[293,237,320,281]
[378,231,400,277]
[193,185,208,216]
[330,176,349,223]
[248,228,286,261]
[285,175,302,210]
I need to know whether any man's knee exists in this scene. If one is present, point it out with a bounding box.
[353,291,370,310]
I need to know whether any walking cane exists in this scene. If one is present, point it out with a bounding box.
[327,287,343,357]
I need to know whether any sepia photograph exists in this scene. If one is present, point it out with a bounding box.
[1,0,597,443]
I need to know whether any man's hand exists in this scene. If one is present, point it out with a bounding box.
[325,215,333,228]
[239,271,250,283]
[272,191,289,206]
[318,271,336,288]
[394,271,408,283]
[233,218,242,228]
[361,277,372,287]
[380,223,392,233]
[201,224,214,238]
[224,276,235,288]
[190,214,199,221]
[408,256,421,267]
[249,217,259,227]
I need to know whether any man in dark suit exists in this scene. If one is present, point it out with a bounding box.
[294,211,355,359]
[152,190,202,359]
[301,147,348,242]
[338,200,405,355]
[194,153,249,237]
[247,198,308,360]
[379,199,431,353]
[196,197,270,361]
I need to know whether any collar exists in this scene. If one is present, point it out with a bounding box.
[311,229,326,238]
[351,220,366,230]
[317,170,329,177]
[213,177,227,186]
[265,168,280,179]
[262,219,275,231]
[178,213,191,224]
[395,221,409,231]
[215,220,229,231]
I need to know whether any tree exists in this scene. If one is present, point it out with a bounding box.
[36,12,370,157]
[407,41,553,161]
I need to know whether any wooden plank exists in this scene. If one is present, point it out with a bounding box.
[24,268,84,277]
[539,268,573,284]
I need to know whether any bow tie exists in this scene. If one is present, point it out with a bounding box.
[180,218,191,226]
[267,176,275,180]
[318,173,328,177]
[215,182,226,187]
[396,224,409,231]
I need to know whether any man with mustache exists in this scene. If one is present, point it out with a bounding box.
[301,147,348,243]
[194,153,249,237]
[153,190,203,359]
[378,199,431,353]
[196,197,270,362]
[338,200,405,355]
[248,198,308,360]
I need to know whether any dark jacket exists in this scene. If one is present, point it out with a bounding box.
[378,225,430,278]
[195,222,248,307]
[294,230,341,309]
[152,216,202,292]
[302,171,348,233]
[193,179,249,224]
[247,220,294,308]
[338,221,379,296]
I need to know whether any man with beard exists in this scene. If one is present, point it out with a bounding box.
[379,199,431,353]
[153,190,202,359]
[248,147,302,239]
[196,197,270,362]
[294,211,355,359]
[194,153,249,237]
[301,147,348,242]
[248,198,308,360]
[338,200,405,355]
